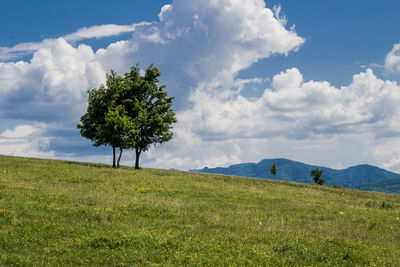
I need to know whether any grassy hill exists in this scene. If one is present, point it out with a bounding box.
[1,155,400,265]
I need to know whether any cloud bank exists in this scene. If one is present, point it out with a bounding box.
[156,67,400,170]
[1,0,400,173]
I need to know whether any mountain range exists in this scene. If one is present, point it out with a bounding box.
[192,158,400,194]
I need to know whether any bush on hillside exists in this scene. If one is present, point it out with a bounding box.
[311,168,325,185]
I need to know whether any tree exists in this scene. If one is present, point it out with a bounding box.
[77,64,176,169]
[311,168,325,185]
[97,106,138,168]
[123,64,177,169]
[270,162,277,179]
[77,70,126,168]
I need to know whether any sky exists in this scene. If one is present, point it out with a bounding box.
[1,0,400,171]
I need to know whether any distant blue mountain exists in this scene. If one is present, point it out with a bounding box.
[192,158,400,194]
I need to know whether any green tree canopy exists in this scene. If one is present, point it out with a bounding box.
[123,64,177,169]
[77,70,125,168]
[77,64,176,169]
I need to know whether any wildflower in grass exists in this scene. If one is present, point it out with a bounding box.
[339,211,344,215]
[397,217,399,221]
[259,221,263,225]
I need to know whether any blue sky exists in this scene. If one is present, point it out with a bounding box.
[0,1,168,44]
[241,0,400,86]
[1,0,400,171]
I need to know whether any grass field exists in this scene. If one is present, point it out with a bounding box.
[1,155,400,266]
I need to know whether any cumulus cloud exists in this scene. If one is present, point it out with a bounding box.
[178,68,400,141]
[385,41,400,74]
[97,0,304,99]
[0,38,105,122]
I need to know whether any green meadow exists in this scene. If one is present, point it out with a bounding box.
[1,154,400,266]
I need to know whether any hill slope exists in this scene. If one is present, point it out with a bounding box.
[1,155,400,265]
[193,158,400,194]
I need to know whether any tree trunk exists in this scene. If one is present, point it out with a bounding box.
[117,148,123,168]
[112,146,116,168]
[135,147,141,169]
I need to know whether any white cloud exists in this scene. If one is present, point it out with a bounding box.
[158,4,173,22]
[0,124,55,158]
[64,22,150,41]
[97,0,304,99]
[0,38,106,122]
[385,41,400,74]
[1,125,36,138]
[206,67,400,141]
